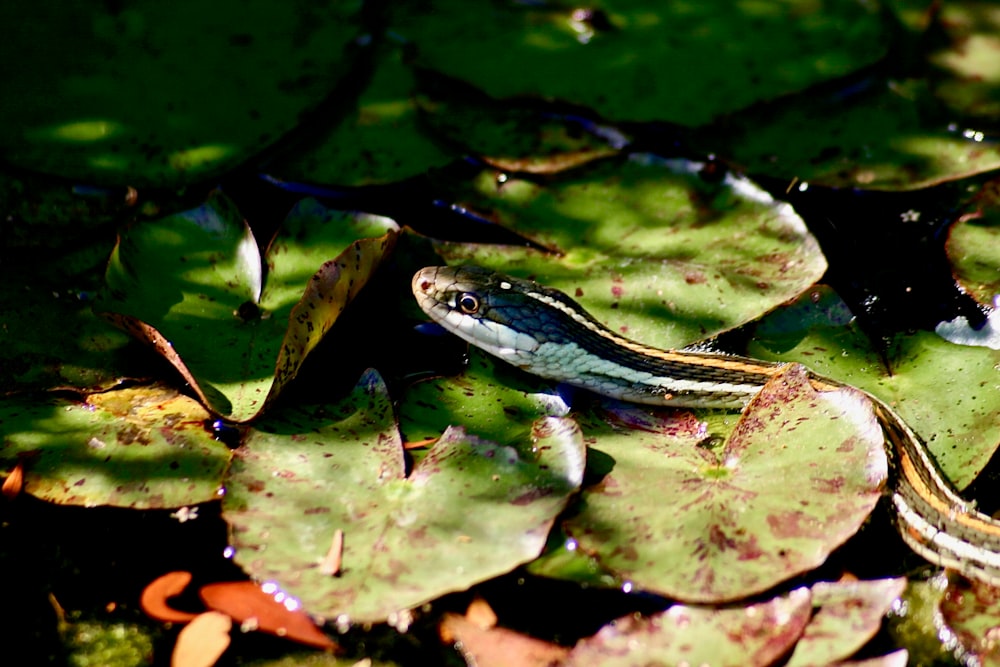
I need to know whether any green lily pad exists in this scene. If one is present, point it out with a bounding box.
[939,575,1000,665]
[98,194,398,421]
[0,384,229,508]
[787,578,907,667]
[224,370,585,623]
[270,41,453,187]
[927,2,1000,123]
[431,156,826,349]
[0,0,363,186]
[392,0,887,126]
[748,286,1000,490]
[946,201,1000,308]
[710,78,1000,191]
[399,348,568,448]
[563,365,886,603]
[565,587,812,667]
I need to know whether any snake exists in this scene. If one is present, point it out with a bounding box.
[412,264,1000,586]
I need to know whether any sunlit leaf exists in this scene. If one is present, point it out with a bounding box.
[748,286,1000,490]
[431,156,826,349]
[224,370,585,623]
[563,365,886,603]
[99,194,398,421]
[946,191,1000,308]
[565,587,812,667]
[0,384,229,508]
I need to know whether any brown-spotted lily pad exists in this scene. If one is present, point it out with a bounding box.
[939,575,1000,665]
[563,365,887,603]
[223,370,585,623]
[565,587,812,667]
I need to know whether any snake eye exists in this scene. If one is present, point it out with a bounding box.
[458,292,480,314]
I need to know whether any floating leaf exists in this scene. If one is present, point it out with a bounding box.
[392,1,887,126]
[141,571,199,624]
[786,578,907,667]
[711,79,1000,190]
[172,612,232,667]
[439,613,570,667]
[748,286,1000,490]
[199,581,338,651]
[398,349,568,448]
[0,0,363,186]
[431,156,826,349]
[99,194,398,421]
[224,370,585,623]
[0,384,229,508]
[565,587,812,667]
[270,42,453,187]
[563,365,886,603]
[946,193,1000,308]
[939,575,1000,665]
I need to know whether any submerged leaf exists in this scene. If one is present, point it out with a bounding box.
[99,194,397,421]
[0,384,229,508]
[565,587,812,667]
[564,365,886,603]
[224,370,585,623]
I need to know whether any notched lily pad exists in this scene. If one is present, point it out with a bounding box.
[99,193,398,422]
[563,365,887,603]
[224,370,585,623]
[431,155,827,349]
[748,286,1000,490]
[0,384,229,508]
[565,587,812,667]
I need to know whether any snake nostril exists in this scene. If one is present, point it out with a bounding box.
[420,280,431,291]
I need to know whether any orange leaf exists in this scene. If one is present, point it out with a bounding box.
[2,460,24,499]
[171,611,231,667]
[440,613,568,667]
[199,581,338,651]
[141,571,200,624]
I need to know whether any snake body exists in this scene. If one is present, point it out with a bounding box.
[413,265,1000,585]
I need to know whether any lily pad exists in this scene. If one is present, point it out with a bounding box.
[562,365,887,603]
[431,155,826,349]
[270,41,453,187]
[398,348,569,448]
[565,587,812,667]
[946,197,1000,308]
[0,0,363,186]
[786,578,908,667]
[224,370,585,623]
[0,384,229,508]
[939,575,1000,665]
[748,286,1000,490]
[392,0,887,126]
[710,78,1000,191]
[99,194,398,421]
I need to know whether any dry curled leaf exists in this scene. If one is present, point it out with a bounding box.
[141,571,199,624]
